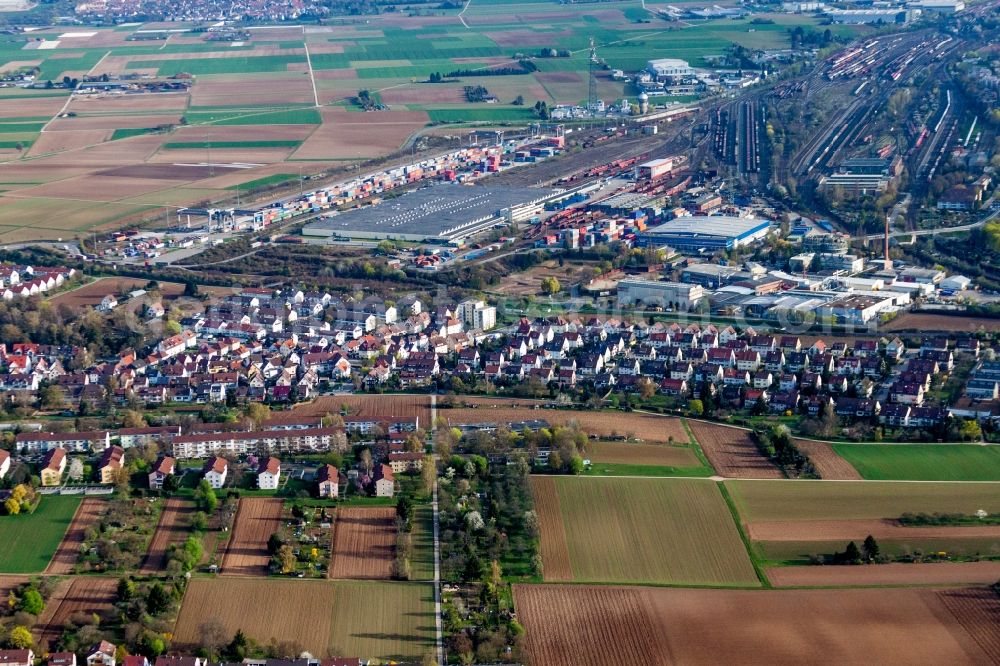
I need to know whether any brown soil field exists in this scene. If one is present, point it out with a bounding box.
[140,498,194,574]
[529,476,573,581]
[514,584,1000,666]
[16,175,174,201]
[496,260,595,296]
[936,587,1000,662]
[67,91,190,113]
[173,578,335,655]
[0,576,27,603]
[291,112,427,160]
[46,113,182,131]
[687,421,783,479]
[147,147,293,164]
[50,277,185,310]
[222,498,284,576]
[484,29,573,47]
[585,441,702,467]
[168,124,314,143]
[747,519,1000,542]
[883,313,1000,333]
[314,68,358,80]
[329,507,396,579]
[291,394,431,430]
[536,71,584,85]
[44,498,104,575]
[766,561,1000,587]
[99,163,221,180]
[792,439,862,480]
[27,129,112,156]
[379,85,466,105]
[444,399,688,443]
[189,76,315,107]
[36,577,117,650]
[0,95,65,118]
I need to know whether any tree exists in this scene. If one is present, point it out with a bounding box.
[199,618,229,660]
[226,630,250,661]
[117,578,135,602]
[19,588,44,615]
[513,94,524,106]
[145,582,170,615]
[862,535,879,562]
[959,419,982,442]
[687,399,704,417]
[637,377,657,400]
[8,626,32,649]
[245,403,271,430]
[194,479,218,513]
[540,276,560,295]
[842,541,862,564]
[4,497,19,515]
[277,545,296,574]
[421,455,436,495]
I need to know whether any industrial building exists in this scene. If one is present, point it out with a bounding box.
[825,7,913,23]
[302,185,557,244]
[636,157,681,180]
[617,279,705,311]
[636,216,771,252]
[646,59,695,79]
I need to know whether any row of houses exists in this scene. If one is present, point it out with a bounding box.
[0,263,76,300]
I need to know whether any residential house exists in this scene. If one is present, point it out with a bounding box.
[41,447,66,487]
[388,452,424,474]
[97,445,125,484]
[317,464,345,498]
[257,457,281,490]
[86,642,116,666]
[203,456,228,489]
[373,464,394,497]
[148,456,175,490]
[0,651,34,666]
[48,654,77,666]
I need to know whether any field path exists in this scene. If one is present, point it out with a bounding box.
[302,27,320,108]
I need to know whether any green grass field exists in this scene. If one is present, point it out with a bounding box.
[758,537,1000,563]
[727,480,1000,522]
[543,477,758,586]
[111,127,159,140]
[225,173,298,191]
[582,462,713,477]
[831,445,1000,481]
[410,504,435,582]
[183,108,322,126]
[0,495,81,573]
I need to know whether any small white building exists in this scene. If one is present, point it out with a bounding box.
[0,449,10,480]
[86,642,116,666]
[257,456,281,490]
[203,456,228,489]
[646,58,694,79]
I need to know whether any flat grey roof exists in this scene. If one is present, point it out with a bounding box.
[303,184,556,241]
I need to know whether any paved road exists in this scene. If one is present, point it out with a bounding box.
[853,200,998,241]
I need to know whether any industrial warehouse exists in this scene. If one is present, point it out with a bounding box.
[636,215,771,252]
[302,185,558,244]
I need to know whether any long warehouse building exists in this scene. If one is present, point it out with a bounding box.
[635,215,771,252]
[302,185,558,244]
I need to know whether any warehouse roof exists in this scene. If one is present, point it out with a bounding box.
[645,216,769,239]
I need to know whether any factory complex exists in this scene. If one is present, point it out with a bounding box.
[302,186,558,244]
[636,216,772,252]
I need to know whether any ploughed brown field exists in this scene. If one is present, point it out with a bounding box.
[329,507,396,580]
[883,313,1000,333]
[141,498,194,574]
[36,577,117,650]
[50,277,186,311]
[444,398,688,443]
[222,498,284,576]
[792,439,862,480]
[529,477,573,581]
[687,421,783,479]
[585,441,702,467]
[291,394,431,430]
[44,498,105,575]
[747,519,1000,542]
[514,584,1000,666]
[766,561,1000,587]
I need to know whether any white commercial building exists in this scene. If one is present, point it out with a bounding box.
[618,279,705,311]
[646,59,694,79]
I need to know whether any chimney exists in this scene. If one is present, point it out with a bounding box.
[883,213,892,271]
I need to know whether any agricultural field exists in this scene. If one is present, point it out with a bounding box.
[0,495,81,574]
[765,561,1000,587]
[583,440,711,476]
[329,507,396,580]
[444,399,689,442]
[792,439,861,480]
[44,498,106,575]
[727,480,1000,563]
[513,584,1000,666]
[221,497,284,576]
[292,393,432,430]
[882,312,1000,333]
[831,444,1000,481]
[530,476,758,586]
[173,578,435,661]
[36,577,117,650]
[0,10,857,242]
[140,498,194,574]
[687,420,783,479]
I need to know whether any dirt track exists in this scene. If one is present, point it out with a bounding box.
[222,498,284,576]
[45,498,104,575]
[748,519,1000,542]
[329,507,396,579]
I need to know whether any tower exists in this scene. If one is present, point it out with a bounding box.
[588,37,598,117]
[883,213,892,271]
